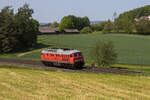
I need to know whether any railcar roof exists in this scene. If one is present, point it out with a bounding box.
[41,48,80,55]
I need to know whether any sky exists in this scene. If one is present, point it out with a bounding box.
[0,0,150,23]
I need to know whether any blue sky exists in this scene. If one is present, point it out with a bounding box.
[0,0,150,23]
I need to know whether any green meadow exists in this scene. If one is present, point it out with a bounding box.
[1,33,150,65]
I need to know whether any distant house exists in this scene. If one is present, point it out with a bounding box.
[135,15,150,22]
[38,27,80,35]
[140,16,150,20]
[63,29,80,34]
[38,27,59,35]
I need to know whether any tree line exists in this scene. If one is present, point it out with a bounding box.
[88,5,150,34]
[54,5,150,34]
[0,4,39,53]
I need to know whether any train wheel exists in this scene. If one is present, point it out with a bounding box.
[42,61,47,66]
[49,62,54,67]
[71,64,77,70]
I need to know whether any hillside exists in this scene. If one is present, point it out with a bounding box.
[118,5,150,20]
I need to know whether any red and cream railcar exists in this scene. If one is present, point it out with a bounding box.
[41,48,84,68]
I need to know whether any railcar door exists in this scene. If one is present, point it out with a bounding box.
[69,54,74,63]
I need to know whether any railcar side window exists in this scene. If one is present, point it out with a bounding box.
[70,54,72,57]
[50,54,54,56]
[74,53,77,57]
[56,54,60,57]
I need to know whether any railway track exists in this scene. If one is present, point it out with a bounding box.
[0,58,141,74]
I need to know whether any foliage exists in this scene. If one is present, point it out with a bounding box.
[80,27,93,34]
[0,6,18,52]
[77,16,90,30]
[90,21,113,32]
[59,15,90,32]
[0,4,39,53]
[90,24,103,31]
[50,21,59,28]
[103,20,113,33]
[135,19,150,35]
[115,15,134,33]
[114,5,150,34]
[90,40,117,67]
[116,5,150,23]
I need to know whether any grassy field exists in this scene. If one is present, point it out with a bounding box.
[0,65,150,100]
[1,33,150,65]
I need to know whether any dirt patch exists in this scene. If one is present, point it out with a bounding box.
[17,48,46,57]
[0,58,141,74]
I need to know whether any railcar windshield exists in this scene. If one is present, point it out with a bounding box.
[74,53,78,57]
[79,52,82,56]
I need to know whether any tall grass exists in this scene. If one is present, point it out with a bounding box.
[0,65,150,100]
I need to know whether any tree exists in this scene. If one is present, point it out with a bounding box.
[113,12,117,21]
[59,15,90,32]
[90,40,117,67]
[59,15,77,32]
[14,4,38,47]
[50,21,59,28]
[121,15,133,33]
[90,24,103,31]
[114,14,133,33]
[78,16,90,30]
[135,19,150,35]
[80,27,92,34]
[103,20,113,33]
[0,4,39,53]
[0,6,19,52]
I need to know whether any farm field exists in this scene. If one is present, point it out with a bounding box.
[1,34,150,65]
[0,65,150,100]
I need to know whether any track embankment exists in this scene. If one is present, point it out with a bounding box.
[0,58,141,74]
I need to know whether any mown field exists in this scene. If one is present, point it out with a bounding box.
[1,34,150,65]
[0,65,150,100]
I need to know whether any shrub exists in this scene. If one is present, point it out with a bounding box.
[103,20,114,33]
[90,24,103,31]
[80,27,93,34]
[50,21,59,28]
[90,40,117,67]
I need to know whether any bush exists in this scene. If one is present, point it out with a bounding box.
[50,21,59,28]
[80,27,93,34]
[90,40,117,67]
[90,24,103,31]
[103,20,113,33]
